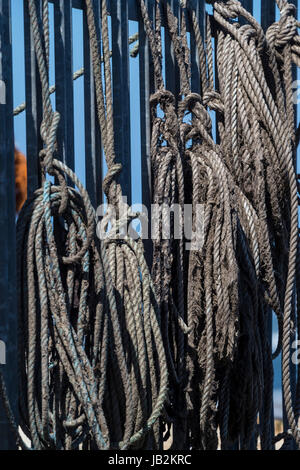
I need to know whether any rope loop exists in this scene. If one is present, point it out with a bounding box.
[213,0,241,20]
[203,89,224,113]
[102,162,122,200]
[267,3,297,50]
[150,89,176,109]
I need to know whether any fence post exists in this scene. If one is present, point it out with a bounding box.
[83,0,103,209]
[23,0,43,194]
[0,0,18,450]
[54,0,75,175]
[111,0,132,206]
[139,0,155,267]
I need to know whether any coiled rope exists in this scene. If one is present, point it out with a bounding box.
[1,0,300,451]
[137,0,300,450]
[13,0,168,450]
[137,0,190,449]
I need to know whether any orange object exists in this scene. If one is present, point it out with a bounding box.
[14,148,27,213]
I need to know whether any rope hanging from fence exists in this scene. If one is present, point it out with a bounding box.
[137,0,300,450]
[84,0,168,449]
[12,0,168,450]
[137,0,190,449]
[0,0,300,451]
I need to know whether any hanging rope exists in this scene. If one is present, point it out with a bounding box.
[13,0,168,450]
[187,0,300,450]
[137,0,192,449]
[137,0,300,450]
[0,0,299,451]
[84,0,168,450]
[17,0,110,450]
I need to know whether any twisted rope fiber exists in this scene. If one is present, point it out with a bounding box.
[84,0,168,449]
[0,0,168,450]
[1,0,300,451]
[137,0,194,449]
[136,0,300,450]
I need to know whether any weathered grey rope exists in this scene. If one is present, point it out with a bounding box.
[2,0,300,452]
[84,0,168,449]
[12,0,168,451]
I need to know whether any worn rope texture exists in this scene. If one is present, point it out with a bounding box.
[137,0,193,450]
[8,0,168,451]
[1,0,299,451]
[83,0,168,450]
[138,0,300,450]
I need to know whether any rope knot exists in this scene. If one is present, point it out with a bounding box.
[266,3,297,49]
[180,93,212,131]
[102,162,123,199]
[203,89,224,113]
[214,0,241,20]
[150,89,176,108]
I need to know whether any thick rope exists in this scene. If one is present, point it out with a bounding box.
[84,0,168,449]
[12,0,168,451]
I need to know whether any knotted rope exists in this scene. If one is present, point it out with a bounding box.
[14,0,168,450]
[1,0,300,452]
[84,0,168,449]
[138,0,300,450]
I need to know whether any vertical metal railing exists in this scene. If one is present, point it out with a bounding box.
[7,0,298,450]
[111,0,132,205]
[24,0,43,194]
[138,0,155,265]
[54,0,75,173]
[0,0,18,450]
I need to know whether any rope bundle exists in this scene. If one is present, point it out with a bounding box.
[0,0,299,451]
[138,0,300,450]
[137,0,190,449]
[13,0,168,450]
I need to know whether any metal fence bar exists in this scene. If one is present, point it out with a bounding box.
[240,0,253,24]
[164,0,181,100]
[111,0,132,205]
[24,0,43,194]
[286,0,298,451]
[54,0,75,172]
[241,0,253,10]
[139,0,155,266]
[0,0,18,449]
[261,0,276,450]
[49,0,196,25]
[83,0,102,209]
[190,0,205,94]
